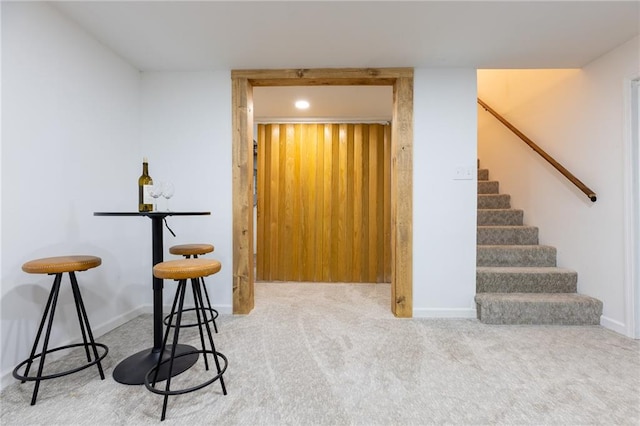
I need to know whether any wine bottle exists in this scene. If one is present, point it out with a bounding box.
[138,157,154,212]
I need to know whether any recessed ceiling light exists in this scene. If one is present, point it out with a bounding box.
[295,100,310,109]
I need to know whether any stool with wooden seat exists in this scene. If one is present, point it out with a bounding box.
[145,258,227,421]
[164,243,219,333]
[14,255,108,405]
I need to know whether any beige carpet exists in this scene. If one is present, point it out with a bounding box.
[1,282,639,425]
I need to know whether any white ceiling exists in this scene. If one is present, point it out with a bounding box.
[52,0,640,120]
[253,86,393,122]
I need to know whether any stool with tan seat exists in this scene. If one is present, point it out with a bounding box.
[145,258,227,421]
[14,255,108,405]
[165,243,219,333]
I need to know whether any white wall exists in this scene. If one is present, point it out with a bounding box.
[478,36,640,335]
[139,72,233,310]
[1,2,144,388]
[413,69,478,317]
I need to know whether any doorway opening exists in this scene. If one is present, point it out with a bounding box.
[231,68,414,317]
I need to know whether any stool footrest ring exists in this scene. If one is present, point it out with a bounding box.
[162,307,219,328]
[13,343,108,382]
[144,350,228,396]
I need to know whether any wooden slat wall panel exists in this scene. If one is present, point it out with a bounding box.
[383,125,391,282]
[352,125,363,282]
[291,124,302,281]
[268,125,280,279]
[302,124,317,281]
[345,125,355,282]
[257,123,391,283]
[314,125,325,281]
[337,124,348,282]
[257,124,266,279]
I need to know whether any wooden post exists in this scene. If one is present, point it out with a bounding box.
[231,77,255,314]
[391,76,413,317]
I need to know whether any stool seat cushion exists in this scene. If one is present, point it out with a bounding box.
[154,258,221,280]
[169,244,214,256]
[22,256,102,274]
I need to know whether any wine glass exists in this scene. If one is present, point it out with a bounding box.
[161,181,175,211]
[147,184,163,211]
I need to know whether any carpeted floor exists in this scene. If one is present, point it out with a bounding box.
[1,282,639,425]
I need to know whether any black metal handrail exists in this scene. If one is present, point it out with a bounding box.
[478,98,596,202]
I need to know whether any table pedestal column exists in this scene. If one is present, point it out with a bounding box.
[112,214,198,385]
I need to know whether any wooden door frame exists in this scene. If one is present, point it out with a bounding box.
[231,68,413,317]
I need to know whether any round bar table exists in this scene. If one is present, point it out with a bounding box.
[94,211,210,385]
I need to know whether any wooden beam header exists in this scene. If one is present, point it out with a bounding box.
[231,68,413,87]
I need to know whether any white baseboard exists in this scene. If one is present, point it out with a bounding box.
[413,307,477,318]
[600,315,629,337]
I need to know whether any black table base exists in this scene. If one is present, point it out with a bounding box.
[112,345,198,385]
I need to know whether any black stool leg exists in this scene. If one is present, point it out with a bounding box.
[200,280,218,333]
[21,273,62,384]
[193,280,226,396]
[191,278,210,371]
[68,272,105,380]
[191,254,218,334]
[69,273,91,362]
[154,279,187,422]
[151,279,183,388]
[29,273,63,405]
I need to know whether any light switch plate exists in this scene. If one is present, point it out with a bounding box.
[453,166,474,180]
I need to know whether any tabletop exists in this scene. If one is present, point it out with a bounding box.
[94,211,210,217]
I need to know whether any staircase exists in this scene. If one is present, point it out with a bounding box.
[475,165,603,325]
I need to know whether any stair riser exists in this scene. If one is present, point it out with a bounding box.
[477,227,538,245]
[478,181,499,194]
[475,297,602,325]
[476,272,577,293]
[478,169,489,181]
[477,246,556,267]
[477,210,524,226]
[478,194,511,209]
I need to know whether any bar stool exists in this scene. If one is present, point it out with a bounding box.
[14,255,108,405]
[164,243,219,333]
[145,258,227,421]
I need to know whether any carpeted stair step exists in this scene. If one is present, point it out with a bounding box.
[474,293,602,325]
[478,181,499,194]
[478,169,489,181]
[478,194,511,209]
[477,209,524,226]
[477,226,538,245]
[477,245,556,267]
[476,267,577,293]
